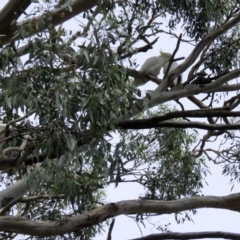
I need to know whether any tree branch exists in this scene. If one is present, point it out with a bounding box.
[0,156,65,209]
[163,34,182,80]
[0,0,31,37]
[1,193,240,236]
[117,109,240,128]
[131,231,240,240]
[106,219,115,240]
[20,194,65,203]
[0,154,47,170]
[0,135,33,160]
[121,68,240,121]
[118,120,240,131]
[119,37,159,60]
[1,0,100,45]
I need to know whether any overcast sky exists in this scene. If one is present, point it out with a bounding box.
[0,1,239,240]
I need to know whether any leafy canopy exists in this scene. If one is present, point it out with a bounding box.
[0,0,240,239]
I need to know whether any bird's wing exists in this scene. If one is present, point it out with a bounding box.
[140,56,160,72]
[163,61,182,86]
[163,61,179,74]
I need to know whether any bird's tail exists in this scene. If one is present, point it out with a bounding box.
[132,77,147,87]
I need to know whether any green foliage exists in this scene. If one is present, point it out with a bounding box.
[158,0,238,39]
[0,0,239,239]
[141,127,207,200]
[204,28,240,74]
[109,107,208,202]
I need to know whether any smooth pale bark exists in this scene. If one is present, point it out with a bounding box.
[0,166,44,209]
[0,193,240,236]
[0,156,66,209]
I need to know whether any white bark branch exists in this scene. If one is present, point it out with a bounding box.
[0,156,66,209]
[206,83,240,93]
[0,135,33,160]
[0,192,240,236]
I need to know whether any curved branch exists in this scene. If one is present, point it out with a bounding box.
[0,156,65,209]
[119,37,159,60]
[106,219,115,240]
[0,0,31,37]
[131,231,240,240]
[213,83,240,92]
[118,120,240,131]
[117,109,240,128]
[0,193,240,236]
[155,121,240,131]
[201,69,240,93]
[1,0,100,45]
[163,34,182,80]
[0,154,47,171]
[0,135,33,160]
[20,194,65,203]
[0,194,65,215]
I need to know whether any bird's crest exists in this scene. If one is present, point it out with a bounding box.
[160,50,172,58]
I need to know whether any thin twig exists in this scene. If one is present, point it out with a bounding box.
[163,33,182,80]
[106,219,115,240]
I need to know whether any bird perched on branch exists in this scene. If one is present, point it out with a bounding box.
[133,51,172,87]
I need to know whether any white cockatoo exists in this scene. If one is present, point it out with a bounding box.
[133,51,172,87]
[163,61,182,87]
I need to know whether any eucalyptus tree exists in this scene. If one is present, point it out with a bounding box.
[0,0,240,239]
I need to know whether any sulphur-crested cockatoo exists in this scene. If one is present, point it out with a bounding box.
[163,61,182,87]
[133,51,172,87]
